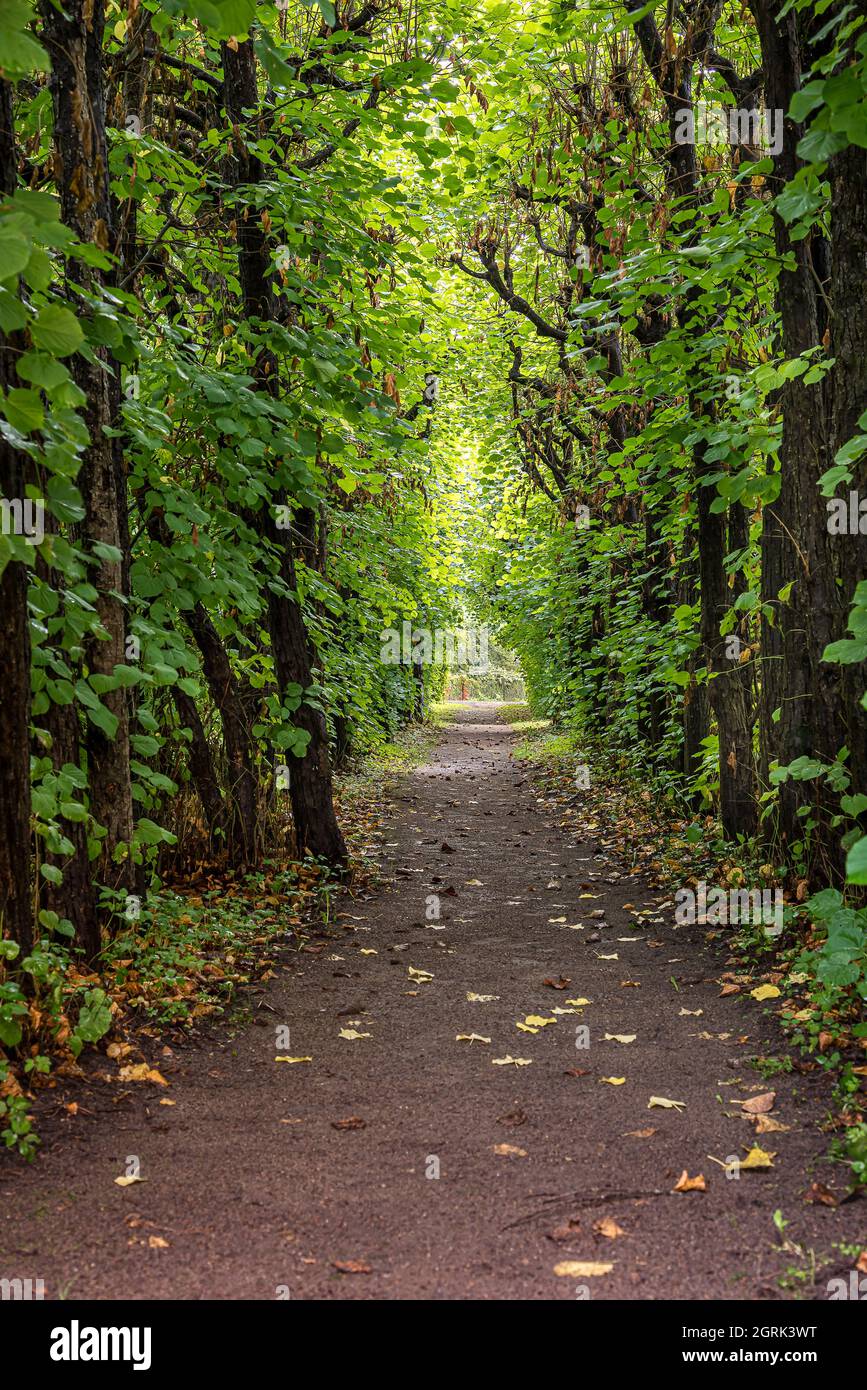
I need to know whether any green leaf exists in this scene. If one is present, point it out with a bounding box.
[0,220,32,280]
[30,304,84,357]
[846,835,867,885]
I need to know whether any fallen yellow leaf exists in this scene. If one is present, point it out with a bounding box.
[338,1029,371,1041]
[493,1143,527,1157]
[740,1145,775,1170]
[118,1064,168,1087]
[553,1261,613,1277]
[648,1095,686,1111]
[600,1076,626,1085]
[603,1033,636,1044]
[275,1055,313,1063]
[750,984,781,1001]
[455,1033,491,1044]
[492,1056,533,1067]
[673,1170,707,1192]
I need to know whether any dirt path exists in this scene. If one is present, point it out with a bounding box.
[0,705,860,1300]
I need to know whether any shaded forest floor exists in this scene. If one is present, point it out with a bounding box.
[1,705,864,1300]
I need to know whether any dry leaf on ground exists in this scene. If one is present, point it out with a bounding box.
[737,1091,775,1114]
[548,1219,581,1242]
[750,984,781,1001]
[673,1170,707,1193]
[118,1063,168,1086]
[648,1095,686,1111]
[754,1113,789,1134]
[594,1218,627,1238]
[739,1145,775,1170]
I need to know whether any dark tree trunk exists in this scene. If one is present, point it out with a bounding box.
[631,6,757,833]
[677,534,710,792]
[222,35,346,867]
[38,700,101,961]
[141,508,255,865]
[697,453,758,838]
[0,79,32,957]
[750,0,849,878]
[827,140,867,804]
[185,602,259,867]
[40,0,135,900]
[171,687,229,846]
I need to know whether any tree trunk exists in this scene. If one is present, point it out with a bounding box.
[0,79,32,957]
[827,140,867,803]
[185,602,259,867]
[697,451,758,838]
[40,0,135,899]
[222,35,346,867]
[171,687,229,847]
[750,0,848,878]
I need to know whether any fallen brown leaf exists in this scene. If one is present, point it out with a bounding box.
[548,1219,581,1243]
[754,1113,789,1134]
[738,1091,775,1115]
[593,1217,626,1238]
[673,1170,707,1193]
[804,1182,838,1207]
